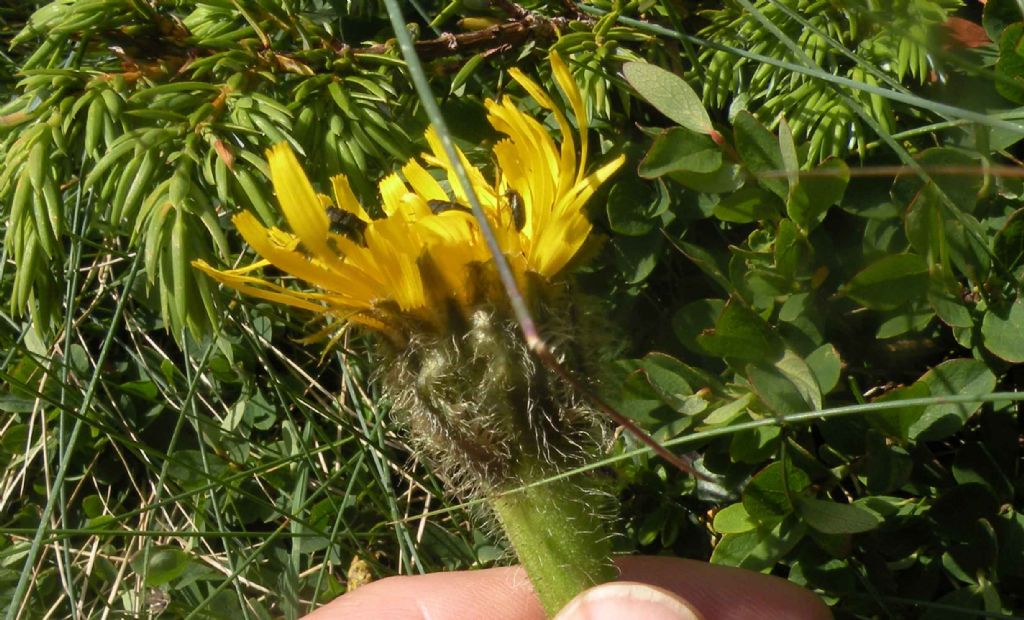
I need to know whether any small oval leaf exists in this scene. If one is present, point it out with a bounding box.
[844,253,929,310]
[796,497,882,534]
[623,62,712,135]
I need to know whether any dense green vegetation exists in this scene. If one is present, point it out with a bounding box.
[1,0,1022,618]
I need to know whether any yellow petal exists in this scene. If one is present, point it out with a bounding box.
[508,67,557,111]
[362,216,427,311]
[378,173,407,217]
[506,64,577,192]
[233,211,377,303]
[418,210,474,244]
[550,52,589,177]
[551,153,625,222]
[529,154,624,277]
[487,99,566,229]
[401,159,449,202]
[267,143,331,257]
[193,259,334,312]
[492,140,539,236]
[423,127,497,209]
[331,174,372,222]
[399,192,434,221]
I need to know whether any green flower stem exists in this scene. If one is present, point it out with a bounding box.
[490,467,616,617]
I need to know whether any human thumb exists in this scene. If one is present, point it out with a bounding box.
[553,582,704,620]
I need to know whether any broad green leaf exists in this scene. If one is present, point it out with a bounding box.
[775,349,823,411]
[860,218,906,261]
[672,298,726,355]
[132,548,191,587]
[709,518,806,571]
[713,503,757,534]
[67,343,89,374]
[743,462,811,522]
[223,401,246,432]
[640,353,718,397]
[613,365,672,427]
[676,241,732,293]
[904,188,945,264]
[774,218,806,281]
[747,363,810,415]
[863,439,915,494]
[984,0,1020,42]
[636,354,710,420]
[702,392,754,426]
[0,424,29,456]
[668,163,743,194]
[997,24,1024,104]
[843,253,929,310]
[82,495,104,519]
[639,127,721,177]
[118,379,158,401]
[911,359,997,441]
[0,395,35,413]
[165,450,229,490]
[623,62,713,134]
[868,382,930,440]
[945,212,992,279]
[712,185,780,223]
[981,299,1024,363]
[928,280,973,328]
[606,176,663,236]
[734,111,787,199]
[787,159,849,232]
[697,300,784,362]
[244,389,277,431]
[796,497,882,534]
[805,344,841,395]
[993,207,1024,275]
[777,117,799,189]
[921,149,983,214]
[895,148,983,213]
[995,510,1024,582]
[614,232,663,284]
[730,424,782,464]
[875,305,935,339]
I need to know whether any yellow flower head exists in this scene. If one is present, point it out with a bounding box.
[194,53,624,341]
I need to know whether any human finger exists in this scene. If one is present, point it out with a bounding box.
[300,555,831,620]
[554,582,702,620]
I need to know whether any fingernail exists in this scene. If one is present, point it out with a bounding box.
[554,582,703,620]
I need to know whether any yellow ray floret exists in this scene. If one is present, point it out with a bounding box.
[193,52,625,340]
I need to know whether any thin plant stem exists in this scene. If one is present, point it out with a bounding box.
[5,250,145,620]
[386,391,1024,524]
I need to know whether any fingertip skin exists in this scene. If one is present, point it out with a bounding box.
[616,557,833,620]
[301,566,546,620]
[301,556,832,620]
[554,582,704,620]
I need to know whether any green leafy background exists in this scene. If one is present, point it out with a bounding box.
[1,0,1022,618]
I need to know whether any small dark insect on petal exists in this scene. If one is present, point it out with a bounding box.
[427,199,472,215]
[504,189,525,231]
[326,206,368,246]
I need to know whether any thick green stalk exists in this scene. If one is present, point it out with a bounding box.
[490,467,616,617]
